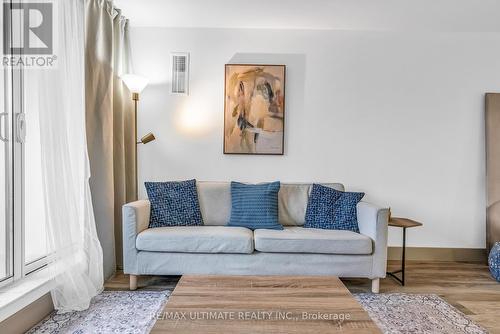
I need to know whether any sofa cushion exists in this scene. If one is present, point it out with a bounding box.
[254,227,372,255]
[228,181,283,230]
[197,181,232,226]
[145,179,203,228]
[304,184,364,232]
[136,226,254,254]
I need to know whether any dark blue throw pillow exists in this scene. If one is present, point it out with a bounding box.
[304,184,364,232]
[228,181,283,230]
[145,179,204,228]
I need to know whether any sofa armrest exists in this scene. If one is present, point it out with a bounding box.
[122,200,150,274]
[357,201,389,279]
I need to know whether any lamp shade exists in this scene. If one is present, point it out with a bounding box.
[140,132,156,144]
[122,74,149,94]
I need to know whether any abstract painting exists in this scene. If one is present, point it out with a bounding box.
[224,64,285,154]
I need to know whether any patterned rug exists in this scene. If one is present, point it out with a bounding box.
[28,291,486,334]
[355,293,487,334]
[27,291,171,334]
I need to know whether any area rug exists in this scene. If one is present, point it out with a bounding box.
[354,293,487,334]
[27,290,171,334]
[28,291,486,334]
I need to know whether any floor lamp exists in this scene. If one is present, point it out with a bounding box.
[122,74,156,200]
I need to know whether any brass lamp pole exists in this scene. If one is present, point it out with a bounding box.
[122,74,155,200]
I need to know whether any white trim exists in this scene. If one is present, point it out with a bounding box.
[1,2,14,284]
[25,256,48,275]
[0,266,53,322]
[13,64,24,283]
[0,276,13,289]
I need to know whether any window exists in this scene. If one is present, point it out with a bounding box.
[24,67,48,268]
[0,79,5,278]
[0,1,13,284]
[0,0,49,288]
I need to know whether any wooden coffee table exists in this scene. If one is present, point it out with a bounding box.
[151,275,380,333]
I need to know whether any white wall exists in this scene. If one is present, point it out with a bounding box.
[130,27,500,248]
[116,0,500,32]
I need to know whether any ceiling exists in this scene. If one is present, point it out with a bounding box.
[114,0,500,32]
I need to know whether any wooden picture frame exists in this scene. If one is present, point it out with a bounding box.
[223,64,286,155]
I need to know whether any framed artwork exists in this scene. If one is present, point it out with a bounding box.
[224,64,286,155]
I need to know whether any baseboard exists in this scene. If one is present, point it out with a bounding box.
[0,293,53,334]
[388,247,487,262]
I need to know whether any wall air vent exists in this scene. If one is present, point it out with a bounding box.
[171,52,189,95]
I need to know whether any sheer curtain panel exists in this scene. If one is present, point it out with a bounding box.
[38,0,104,311]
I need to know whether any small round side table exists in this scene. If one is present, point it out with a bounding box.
[387,217,423,286]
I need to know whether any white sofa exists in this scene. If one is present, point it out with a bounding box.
[123,182,389,293]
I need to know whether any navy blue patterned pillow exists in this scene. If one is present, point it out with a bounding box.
[145,179,203,228]
[304,184,364,232]
[228,181,283,230]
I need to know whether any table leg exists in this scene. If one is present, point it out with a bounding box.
[401,227,406,285]
[387,227,407,286]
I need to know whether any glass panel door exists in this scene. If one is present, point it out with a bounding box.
[0,0,48,283]
[0,72,9,282]
[24,69,47,265]
[0,1,13,282]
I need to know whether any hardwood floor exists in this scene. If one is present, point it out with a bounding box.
[349,261,500,333]
[105,261,500,333]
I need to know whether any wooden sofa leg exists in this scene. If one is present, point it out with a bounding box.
[371,278,380,293]
[130,274,138,291]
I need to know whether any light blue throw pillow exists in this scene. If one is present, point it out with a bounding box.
[145,179,204,228]
[304,184,364,232]
[228,181,283,230]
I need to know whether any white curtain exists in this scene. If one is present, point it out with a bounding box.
[37,0,104,312]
